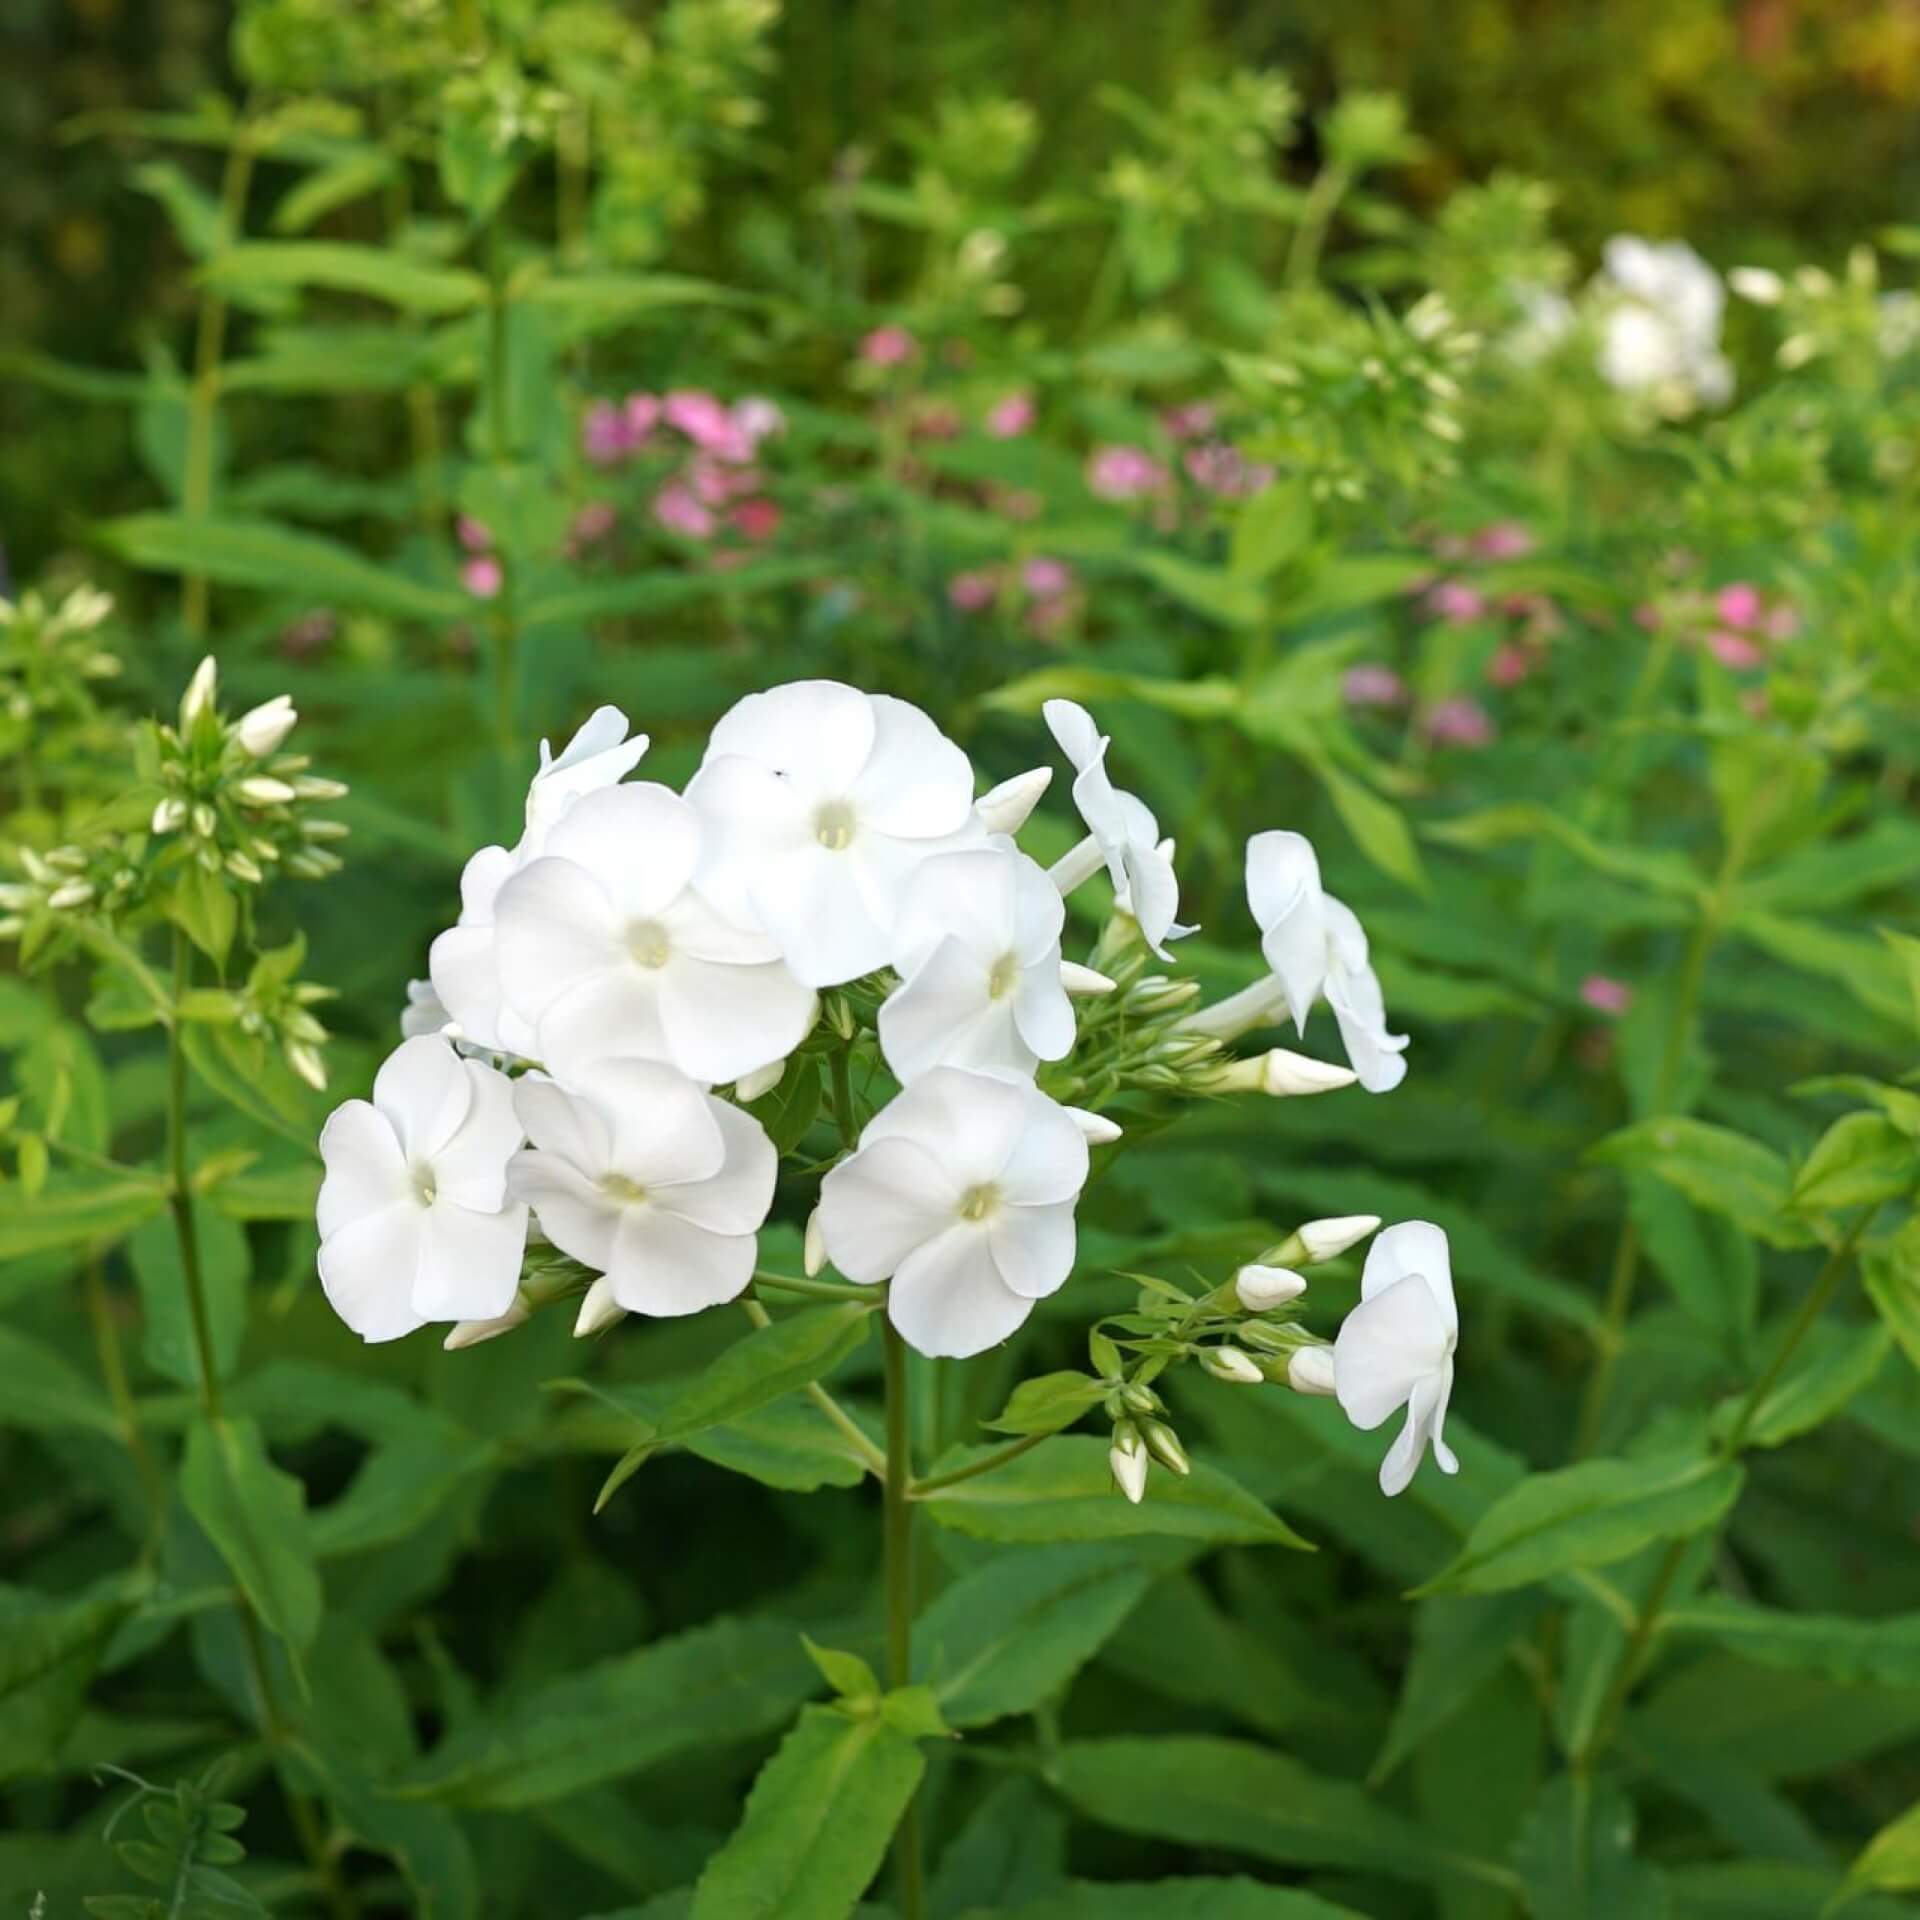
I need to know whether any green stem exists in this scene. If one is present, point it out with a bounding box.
[910,1429,1050,1497]
[167,929,223,1418]
[82,1255,166,1519]
[1285,161,1351,290]
[751,1270,872,1303]
[829,1044,858,1148]
[483,222,519,784]
[882,1317,925,1920]
[739,1298,887,1479]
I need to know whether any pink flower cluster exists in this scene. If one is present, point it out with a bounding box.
[1704,580,1797,669]
[578,389,785,548]
[946,555,1078,634]
[1084,428,1274,505]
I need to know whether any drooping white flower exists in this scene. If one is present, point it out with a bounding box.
[508,1059,777,1317]
[316,1036,528,1343]
[1333,1220,1459,1496]
[818,1067,1089,1358]
[686,680,981,988]
[878,847,1073,1083]
[1186,831,1407,1093]
[429,707,649,1056]
[1593,236,1733,415]
[1042,699,1191,960]
[492,783,817,1085]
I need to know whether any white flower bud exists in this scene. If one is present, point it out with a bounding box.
[285,1042,328,1091]
[443,1297,530,1349]
[1235,1263,1307,1312]
[975,765,1052,834]
[1133,975,1201,1012]
[292,775,349,801]
[573,1274,626,1337]
[234,694,298,757]
[47,880,95,911]
[1729,266,1784,306]
[151,796,188,834]
[236,776,296,807]
[1298,1215,1381,1263]
[1205,1048,1358,1097]
[1064,1106,1123,1146]
[1201,1345,1264,1386]
[732,1057,786,1102]
[804,1207,827,1277]
[1142,1419,1190,1476]
[225,851,264,884]
[179,654,219,727]
[1058,961,1117,996]
[1287,1346,1338,1397]
[1109,1421,1148,1504]
[190,803,218,839]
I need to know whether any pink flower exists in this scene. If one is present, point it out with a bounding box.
[455,515,493,554]
[581,401,633,468]
[653,483,716,539]
[1424,580,1488,624]
[730,498,781,543]
[664,390,754,462]
[569,501,617,548]
[1087,445,1169,501]
[1580,975,1633,1017]
[1473,521,1535,561]
[1425,697,1496,747]
[986,392,1035,438]
[733,397,785,448]
[623,392,661,442]
[1161,402,1218,440]
[1714,583,1762,630]
[1022,557,1072,599]
[1183,443,1272,498]
[1706,629,1763,669]
[1487,643,1532,687]
[1342,663,1407,709]
[947,570,998,612]
[461,556,503,600]
[861,326,916,367]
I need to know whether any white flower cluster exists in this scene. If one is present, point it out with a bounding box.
[315,679,1447,1486]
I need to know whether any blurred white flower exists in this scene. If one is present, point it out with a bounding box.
[316,1035,528,1343]
[430,707,648,1055]
[400,977,450,1039]
[493,783,817,1085]
[1333,1220,1460,1496]
[819,1067,1089,1357]
[508,1059,776,1317]
[234,694,298,757]
[1043,698,1192,960]
[1593,235,1733,414]
[878,847,1073,1082]
[687,680,981,988]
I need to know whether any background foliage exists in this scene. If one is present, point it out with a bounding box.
[5,1,1920,1917]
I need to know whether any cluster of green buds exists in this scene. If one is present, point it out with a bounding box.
[0,839,144,946]
[178,933,339,1092]
[0,581,124,782]
[144,656,348,888]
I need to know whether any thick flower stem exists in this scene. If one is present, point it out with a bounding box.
[881,1317,926,1920]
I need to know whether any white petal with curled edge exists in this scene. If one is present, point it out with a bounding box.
[892,850,1016,976]
[457,843,516,926]
[412,1200,528,1323]
[657,952,818,1085]
[1010,852,1067,961]
[1246,831,1328,1032]
[850,695,975,839]
[1012,954,1075,1063]
[524,706,648,848]
[508,1148,619,1270]
[574,1058,727,1190]
[606,1207,756,1316]
[1042,698,1103,774]
[1379,1363,1452,1497]
[988,1199,1076,1300]
[433,1057,524,1211]
[317,1100,409,1242]
[1360,1220,1455,1327]
[318,1203,426,1344]
[888,1224,1032,1358]
[543,784,701,923]
[373,1035,473,1165]
[1119,839,1189,960]
[877,937,1007,1084]
[819,1135,957,1283]
[996,1092,1090,1207]
[493,857,624,1023]
[1333,1273,1453,1431]
[429,921,521,1058]
[650,1095,777,1235]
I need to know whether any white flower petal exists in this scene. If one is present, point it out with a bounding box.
[988,1199,1076,1299]
[1333,1273,1454,1431]
[888,1224,1032,1358]
[684,753,813,932]
[1379,1364,1451,1497]
[752,840,892,987]
[892,849,1016,975]
[849,695,974,839]
[316,1100,408,1241]
[1011,956,1075,1063]
[541,784,701,921]
[996,1093,1091,1207]
[318,1204,426,1344]
[877,936,1011,1083]
[864,1067,1031,1189]
[494,856,624,1026]
[508,1148,619,1269]
[606,1208,756,1316]
[413,1200,527,1323]
[657,953,818,1084]
[433,1057,524,1211]
[373,1035,474,1165]
[704,679,876,799]
[651,1095,776,1234]
[1042,698,1103,774]
[513,1075,613,1175]
[1360,1220,1456,1328]
[576,1059,727,1188]
[819,1135,957,1283]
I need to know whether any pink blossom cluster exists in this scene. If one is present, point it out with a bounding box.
[1635,577,1799,673]
[946,555,1079,634]
[578,388,785,548]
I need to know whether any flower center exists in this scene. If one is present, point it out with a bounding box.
[626,920,673,969]
[600,1173,649,1206]
[814,800,857,851]
[957,1183,1000,1222]
[986,952,1020,1000]
[410,1162,437,1207]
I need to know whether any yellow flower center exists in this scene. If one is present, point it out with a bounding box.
[626,921,672,969]
[958,1183,1000,1222]
[814,801,857,851]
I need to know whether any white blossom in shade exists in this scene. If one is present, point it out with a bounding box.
[878,848,1074,1083]
[1042,699,1192,960]
[1333,1220,1460,1496]
[1592,236,1733,415]
[430,707,649,1055]
[685,680,982,989]
[316,1036,528,1343]
[508,1059,776,1317]
[492,784,817,1085]
[818,1067,1089,1358]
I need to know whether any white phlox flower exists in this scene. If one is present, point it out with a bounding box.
[1041,699,1192,960]
[491,783,817,1085]
[430,706,649,1054]
[400,977,451,1039]
[1333,1220,1460,1496]
[686,680,982,989]
[508,1059,777,1317]
[317,1035,528,1343]
[818,1067,1089,1358]
[1194,830,1407,1093]
[878,847,1074,1083]
[1593,235,1733,414]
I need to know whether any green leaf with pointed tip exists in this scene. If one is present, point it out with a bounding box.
[983,1371,1107,1437]
[181,1416,322,1654]
[1511,1775,1670,1919]
[0,1177,170,1260]
[0,1577,145,1784]
[1589,1119,1802,1246]
[200,241,485,314]
[0,1328,119,1437]
[1663,1599,1920,1690]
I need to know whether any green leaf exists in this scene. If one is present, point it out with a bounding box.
[1511,1775,1669,1919]
[1056,1736,1468,1885]
[526,272,761,325]
[1427,805,1704,901]
[0,1578,143,1783]
[1588,1119,1800,1246]
[593,1302,874,1508]
[398,1617,815,1809]
[1311,758,1427,892]
[129,159,226,258]
[519,559,824,630]
[689,1705,925,1920]
[915,1544,1152,1727]
[1130,552,1264,628]
[921,1437,1311,1548]
[1731,911,1913,1030]
[1664,1598,1920,1690]
[100,514,467,621]
[166,863,238,967]
[129,1203,249,1392]
[802,1638,880,1704]
[1372,1591,1545,1781]
[1709,1322,1888,1450]
[0,1328,119,1437]
[982,1372,1108,1437]
[747,1057,822,1155]
[1863,1226,1920,1371]
[931,1774,1068,1915]
[201,242,485,314]
[682,1399,874,1492]
[971,1883,1367,1920]
[181,1417,322,1654]
[272,149,398,233]
[1791,1111,1919,1217]
[1230,482,1314,583]
[1420,1452,1744,1596]
[0,1175,169,1259]
[1835,1801,1920,1907]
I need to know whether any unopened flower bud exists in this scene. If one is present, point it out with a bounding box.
[1287,1346,1338,1397]
[804,1207,827,1277]
[179,654,219,727]
[292,775,349,802]
[47,880,94,911]
[1142,1419,1190,1476]
[1109,1419,1148,1504]
[975,765,1052,834]
[151,796,188,834]
[733,1057,785,1101]
[1133,976,1201,1013]
[301,819,351,841]
[1730,265,1784,306]
[190,803,218,838]
[1119,1381,1159,1416]
[225,851,264,884]
[1237,1321,1293,1355]
[234,694,298,757]
[1058,961,1117,996]
[1065,1105,1123,1146]
[1201,1345,1264,1386]
[236,775,296,808]
[444,1296,530,1349]
[574,1274,626,1337]
[1235,1263,1306,1312]
[285,1042,328,1091]
[1282,1215,1382,1264]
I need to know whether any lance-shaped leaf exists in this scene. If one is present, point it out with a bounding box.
[0,1576,146,1783]
[0,1328,119,1438]
[200,241,485,313]
[1588,1118,1804,1247]
[982,1372,1108,1438]
[1510,1775,1669,1920]
[1663,1599,1920,1691]
[181,1417,322,1653]
[0,1175,169,1260]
